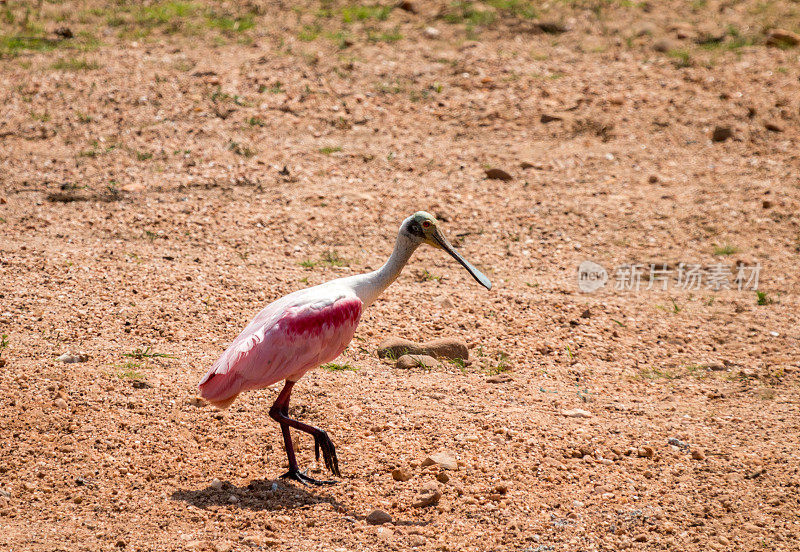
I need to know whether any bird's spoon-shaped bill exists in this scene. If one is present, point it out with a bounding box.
[429,228,492,290]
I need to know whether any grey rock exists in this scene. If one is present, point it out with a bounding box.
[366,509,393,525]
[377,337,468,361]
[396,354,440,370]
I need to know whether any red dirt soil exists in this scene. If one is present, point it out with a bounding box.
[1,1,799,551]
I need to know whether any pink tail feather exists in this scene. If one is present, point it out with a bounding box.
[198,371,241,409]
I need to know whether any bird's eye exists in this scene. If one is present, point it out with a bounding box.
[422,221,432,228]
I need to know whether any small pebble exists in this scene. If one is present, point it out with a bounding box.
[561,409,592,418]
[486,373,513,383]
[187,396,206,407]
[366,509,393,525]
[766,29,800,47]
[764,121,783,133]
[540,113,562,123]
[653,38,675,52]
[398,1,416,13]
[712,126,733,142]
[485,168,513,181]
[211,478,223,490]
[392,468,411,482]
[421,452,458,471]
[411,482,441,508]
[56,352,88,363]
[667,438,689,449]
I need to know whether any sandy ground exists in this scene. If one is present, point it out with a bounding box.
[1,1,799,551]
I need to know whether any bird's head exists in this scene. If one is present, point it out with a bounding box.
[400,211,492,290]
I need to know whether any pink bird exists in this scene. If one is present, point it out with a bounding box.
[198,212,491,485]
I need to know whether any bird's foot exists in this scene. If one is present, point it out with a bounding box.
[279,468,336,486]
[314,430,341,477]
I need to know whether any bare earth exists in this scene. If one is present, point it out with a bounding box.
[1,1,799,551]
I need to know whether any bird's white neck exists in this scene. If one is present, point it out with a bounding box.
[345,232,419,308]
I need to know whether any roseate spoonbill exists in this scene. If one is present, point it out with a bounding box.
[198,212,491,485]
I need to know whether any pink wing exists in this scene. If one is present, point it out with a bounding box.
[198,291,362,408]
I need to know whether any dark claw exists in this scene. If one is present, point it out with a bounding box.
[279,469,336,486]
[314,430,340,477]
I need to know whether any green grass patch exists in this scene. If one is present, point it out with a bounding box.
[321,250,349,267]
[756,291,773,306]
[341,4,393,23]
[0,35,57,57]
[367,27,402,42]
[448,357,467,371]
[327,30,352,49]
[713,244,738,256]
[68,2,259,40]
[487,352,510,375]
[30,111,50,122]
[123,346,174,360]
[51,57,100,70]
[667,49,692,68]
[638,366,677,380]
[258,81,285,94]
[117,361,145,379]
[78,140,117,158]
[210,87,248,105]
[321,362,356,371]
[135,1,197,27]
[486,0,538,18]
[319,146,342,155]
[298,24,321,42]
[206,12,255,33]
[417,269,441,282]
[442,2,497,26]
[228,141,255,157]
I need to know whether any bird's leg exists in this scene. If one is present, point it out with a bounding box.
[269,381,340,485]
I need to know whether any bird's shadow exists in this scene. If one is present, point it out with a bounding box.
[171,477,430,527]
[171,477,345,512]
